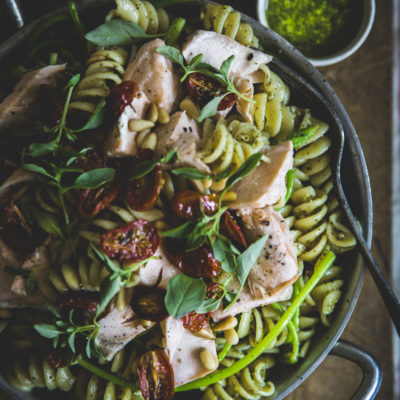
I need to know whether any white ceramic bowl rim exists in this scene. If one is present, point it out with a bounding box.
[257,0,376,67]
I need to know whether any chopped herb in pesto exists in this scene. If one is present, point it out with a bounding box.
[266,0,361,58]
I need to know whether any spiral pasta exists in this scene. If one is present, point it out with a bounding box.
[198,118,269,174]
[106,0,169,34]
[69,47,129,114]
[201,4,260,48]
[5,352,76,393]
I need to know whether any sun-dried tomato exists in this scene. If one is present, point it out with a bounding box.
[57,293,99,314]
[108,81,138,120]
[220,211,248,252]
[131,286,168,322]
[172,190,218,220]
[185,72,237,110]
[78,177,122,219]
[101,219,159,263]
[137,349,174,400]
[76,148,106,171]
[47,350,67,369]
[176,246,221,279]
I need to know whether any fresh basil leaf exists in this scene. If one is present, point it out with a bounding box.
[160,149,178,164]
[65,73,80,89]
[46,299,62,318]
[3,265,27,275]
[68,331,76,353]
[196,297,221,314]
[90,244,122,274]
[25,275,38,296]
[214,165,234,181]
[237,234,268,285]
[225,153,262,190]
[75,100,107,132]
[212,236,237,273]
[23,163,53,179]
[171,168,209,180]
[225,234,268,310]
[27,141,58,157]
[288,126,317,148]
[96,275,124,318]
[189,54,203,69]
[186,231,207,252]
[160,221,194,239]
[165,273,206,318]
[129,160,158,181]
[86,337,92,358]
[156,46,184,67]
[31,206,64,238]
[65,146,92,167]
[86,20,159,47]
[197,95,225,122]
[34,324,61,339]
[220,55,234,77]
[71,167,115,189]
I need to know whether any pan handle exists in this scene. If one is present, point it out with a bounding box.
[330,339,382,400]
[2,0,24,29]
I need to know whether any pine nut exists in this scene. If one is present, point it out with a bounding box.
[179,98,199,120]
[136,129,150,146]
[200,349,218,370]
[194,328,215,340]
[158,107,170,124]
[220,190,237,202]
[147,103,158,123]
[213,316,238,332]
[128,119,154,132]
[224,328,239,345]
[141,132,157,150]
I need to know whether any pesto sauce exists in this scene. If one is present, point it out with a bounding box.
[266,0,361,58]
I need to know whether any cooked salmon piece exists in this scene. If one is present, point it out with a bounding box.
[182,31,272,78]
[155,111,210,172]
[213,206,298,321]
[0,65,65,132]
[124,38,182,113]
[103,90,149,157]
[161,317,218,387]
[96,304,155,360]
[231,141,293,209]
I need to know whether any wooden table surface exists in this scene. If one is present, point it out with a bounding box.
[0,0,395,399]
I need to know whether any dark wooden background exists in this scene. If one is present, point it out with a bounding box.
[0,0,394,399]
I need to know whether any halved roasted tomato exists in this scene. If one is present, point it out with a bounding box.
[78,177,121,219]
[137,349,174,400]
[220,211,248,252]
[172,190,218,220]
[185,72,237,110]
[176,246,221,279]
[101,219,159,263]
[108,80,138,121]
[131,286,168,322]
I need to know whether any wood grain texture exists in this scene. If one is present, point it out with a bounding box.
[0,0,394,399]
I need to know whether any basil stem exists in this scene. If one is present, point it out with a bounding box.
[76,356,139,390]
[217,342,232,363]
[67,1,86,51]
[175,251,336,392]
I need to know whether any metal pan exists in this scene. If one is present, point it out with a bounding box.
[0,1,381,398]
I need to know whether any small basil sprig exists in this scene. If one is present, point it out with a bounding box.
[271,126,317,149]
[224,234,269,309]
[34,302,99,359]
[91,245,155,319]
[156,46,255,122]
[128,149,177,181]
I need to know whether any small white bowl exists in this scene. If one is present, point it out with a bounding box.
[257,0,376,67]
